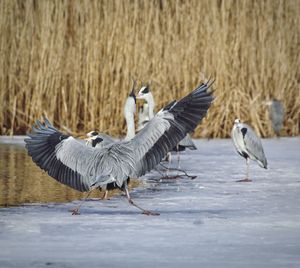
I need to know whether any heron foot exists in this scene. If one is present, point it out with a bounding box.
[142,210,160,216]
[69,208,80,215]
[236,178,252,182]
[127,198,159,216]
[160,175,181,180]
[160,174,197,180]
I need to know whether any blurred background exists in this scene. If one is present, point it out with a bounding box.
[0,0,299,138]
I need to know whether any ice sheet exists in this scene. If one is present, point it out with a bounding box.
[0,138,299,268]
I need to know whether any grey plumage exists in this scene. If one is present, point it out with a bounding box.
[25,119,91,192]
[268,100,284,136]
[25,80,214,194]
[231,119,267,178]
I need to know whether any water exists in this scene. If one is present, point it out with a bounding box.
[0,142,141,207]
[0,143,90,206]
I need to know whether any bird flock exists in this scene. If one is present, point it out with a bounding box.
[25,77,276,215]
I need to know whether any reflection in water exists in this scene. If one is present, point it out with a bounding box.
[0,144,138,207]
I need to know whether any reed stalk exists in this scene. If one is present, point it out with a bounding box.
[1,0,299,138]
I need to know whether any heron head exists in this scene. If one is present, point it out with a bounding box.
[137,86,151,101]
[86,131,99,138]
[85,135,103,147]
[234,118,241,125]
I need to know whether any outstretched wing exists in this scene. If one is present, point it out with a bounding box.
[25,79,214,190]
[25,118,135,191]
[127,80,214,177]
[24,119,94,192]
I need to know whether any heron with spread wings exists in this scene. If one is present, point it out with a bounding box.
[25,80,214,215]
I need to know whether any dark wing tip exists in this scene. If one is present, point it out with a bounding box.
[24,118,90,192]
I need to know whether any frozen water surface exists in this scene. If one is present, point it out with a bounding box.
[0,138,300,267]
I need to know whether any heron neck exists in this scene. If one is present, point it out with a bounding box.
[146,93,155,119]
[124,112,135,141]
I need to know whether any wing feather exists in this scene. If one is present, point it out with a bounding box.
[25,80,214,190]
[241,124,268,168]
[127,80,214,177]
[25,121,101,192]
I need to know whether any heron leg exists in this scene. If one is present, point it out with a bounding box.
[236,158,252,182]
[166,152,172,177]
[177,145,181,170]
[160,152,172,179]
[246,158,250,179]
[123,185,159,216]
[101,190,109,200]
[69,190,92,215]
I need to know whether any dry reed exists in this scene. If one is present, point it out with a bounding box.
[0,0,299,138]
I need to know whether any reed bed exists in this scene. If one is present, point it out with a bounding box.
[0,0,299,138]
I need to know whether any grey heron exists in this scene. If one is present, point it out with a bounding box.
[25,80,214,215]
[231,119,268,182]
[85,133,130,201]
[267,99,284,137]
[84,89,137,200]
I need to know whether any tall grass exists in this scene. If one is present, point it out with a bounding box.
[1,0,299,138]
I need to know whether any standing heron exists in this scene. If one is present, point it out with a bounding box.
[25,80,214,215]
[231,119,268,182]
[267,99,284,137]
